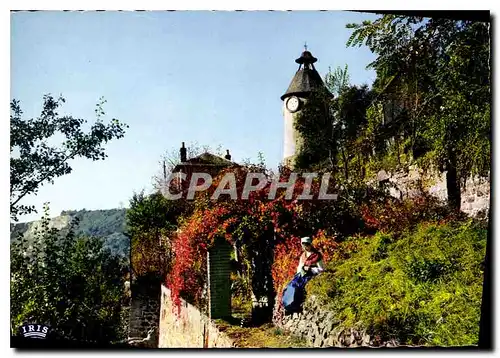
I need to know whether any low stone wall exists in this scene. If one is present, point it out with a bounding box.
[158,285,236,348]
[128,283,160,348]
[381,168,490,217]
[273,295,398,348]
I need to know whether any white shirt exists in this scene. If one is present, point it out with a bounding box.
[296,251,325,275]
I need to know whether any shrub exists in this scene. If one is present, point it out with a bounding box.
[360,193,463,236]
[167,166,349,313]
[307,220,487,346]
[127,190,191,283]
[11,205,127,342]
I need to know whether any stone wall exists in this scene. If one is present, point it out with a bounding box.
[128,283,161,348]
[273,295,398,348]
[380,167,490,217]
[158,285,236,348]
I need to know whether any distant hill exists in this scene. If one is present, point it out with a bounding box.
[10,208,129,260]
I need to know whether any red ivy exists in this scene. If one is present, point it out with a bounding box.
[360,194,457,236]
[166,166,340,314]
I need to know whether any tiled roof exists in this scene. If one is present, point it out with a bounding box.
[172,152,239,173]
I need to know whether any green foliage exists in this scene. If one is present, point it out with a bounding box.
[10,208,130,259]
[417,21,491,183]
[126,190,188,238]
[126,190,190,282]
[325,64,350,97]
[293,88,336,170]
[231,272,253,317]
[71,208,127,238]
[11,204,127,342]
[345,16,490,208]
[10,95,128,221]
[307,220,487,346]
[294,66,374,185]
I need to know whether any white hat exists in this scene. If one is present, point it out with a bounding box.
[301,236,312,244]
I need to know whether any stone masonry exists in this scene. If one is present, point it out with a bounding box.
[128,283,161,348]
[158,285,236,348]
[273,295,398,348]
[379,167,490,217]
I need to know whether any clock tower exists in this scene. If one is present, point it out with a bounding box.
[281,48,332,168]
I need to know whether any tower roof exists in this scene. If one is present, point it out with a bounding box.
[281,50,331,101]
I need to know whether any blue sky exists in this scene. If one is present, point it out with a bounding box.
[11,10,378,222]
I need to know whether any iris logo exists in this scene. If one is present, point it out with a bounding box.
[19,324,50,339]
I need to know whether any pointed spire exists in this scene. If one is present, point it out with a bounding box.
[295,49,317,65]
[281,47,329,100]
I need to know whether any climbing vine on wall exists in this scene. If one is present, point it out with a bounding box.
[164,160,458,317]
[165,166,347,314]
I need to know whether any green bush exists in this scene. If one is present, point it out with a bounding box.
[11,205,127,343]
[307,220,487,346]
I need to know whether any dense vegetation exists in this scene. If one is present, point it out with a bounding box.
[307,220,487,346]
[286,16,489,347]
[10,14,488,348]
[141,15,489,347]
[10,95,129,344]
[10,95,128,221]
[11,208,129,259]
[126,191,190,283]
[11,205,128,342]
[295,16,490,210]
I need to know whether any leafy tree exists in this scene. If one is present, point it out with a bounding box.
[294,88,336,170]
[126,190,190,283]
[10,95,128,221]
[294,66,374,182]
[334,84,375,182]
[346,15,490,209]
[11,204,127,343]
[325,64,350,98]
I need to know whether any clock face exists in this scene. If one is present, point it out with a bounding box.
[286,96,300,113]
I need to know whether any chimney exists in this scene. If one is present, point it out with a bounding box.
[180,142,187,162]
[224,149,231,161]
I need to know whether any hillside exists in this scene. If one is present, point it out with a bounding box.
[306,220,487,346]
[10,208,130,260]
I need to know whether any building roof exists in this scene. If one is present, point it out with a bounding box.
[281,50,332,101]
[172,152,239,172]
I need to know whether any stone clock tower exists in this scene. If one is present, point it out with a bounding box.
[281,48,332,168]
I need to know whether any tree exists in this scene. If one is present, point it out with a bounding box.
[10,95,128,221]
[294,87,336,170]
[11,204,127,343]
[325,64,350,98]
[334,84,375,182]
[346,15,490,209]
[126,190,190,283]
[294,65,374,182]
